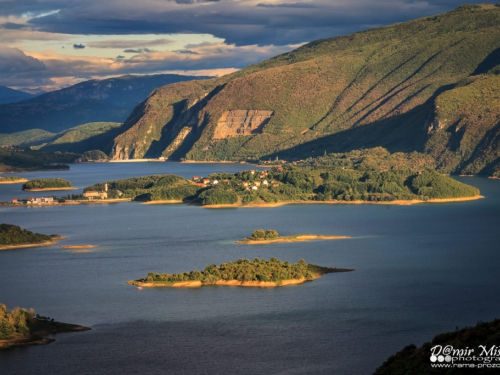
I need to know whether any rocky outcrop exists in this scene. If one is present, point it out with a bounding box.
[213,110,274,139]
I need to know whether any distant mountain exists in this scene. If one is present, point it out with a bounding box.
[107,4,500,176]
[0,86,35,104]
[0,74,211,134]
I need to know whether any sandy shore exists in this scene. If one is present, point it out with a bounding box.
[202,195,484,208]
[236,234,351,244]
[0,241,57,251]
[60,245,96,249]
[0,179,28,184]
[141,200,183,205]
[23,187,77,192]
[128,274,327,288]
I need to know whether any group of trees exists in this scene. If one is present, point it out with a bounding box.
[0,303,35,340]
[81,150,108,162]
[0,224,53,246]
[84,174,199,201]
[142,258,314,285]
[251,229,279,240]
[22,178,72,190]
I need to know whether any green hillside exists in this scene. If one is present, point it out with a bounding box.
[109,4,500,176]
[0,129,55,146]
[35,122,121,153]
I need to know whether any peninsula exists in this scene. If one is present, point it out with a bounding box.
[236,229,351,244]
[0,303,90,350]
[0,176,28,184]
[0,224,63,250]
[22,178,75,191]
[128,258,354,288]
[83,166,481,207]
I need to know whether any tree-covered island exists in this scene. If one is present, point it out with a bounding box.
[85,165,481,207]
[0,303,90,350]
[236,229,351,244]
[128,258,354,288]
[0,224,63,250]
[22,178,75,191]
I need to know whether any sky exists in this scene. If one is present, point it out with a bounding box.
[0,0,492,92]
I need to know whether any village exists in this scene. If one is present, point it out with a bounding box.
[191,169,280,191]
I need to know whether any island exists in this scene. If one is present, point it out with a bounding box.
[0,176,28,184]
[374,318,500,374]
[236,229,350,244]
[0,224,64,250]
[0,303,90,350]
[22,178,76,191]
[83,166,482,208]
[128,258,354,288]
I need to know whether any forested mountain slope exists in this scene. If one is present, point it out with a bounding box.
[109,4,500,176]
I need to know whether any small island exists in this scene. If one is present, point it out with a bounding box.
[236,229,351,244]
[22,178,76,191]
[0,176,28,184]
[128,258,354,288]
[0,224,64,250]
[0,303,90,350]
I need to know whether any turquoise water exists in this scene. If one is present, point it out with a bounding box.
[0,164,499,374]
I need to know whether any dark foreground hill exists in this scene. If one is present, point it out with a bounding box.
[108,4,500,176]
[0,74,210,134]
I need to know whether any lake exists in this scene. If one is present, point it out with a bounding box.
[1,163,499,374]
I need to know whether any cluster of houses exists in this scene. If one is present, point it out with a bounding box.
[192,169,280,191]
[12,197,54,204]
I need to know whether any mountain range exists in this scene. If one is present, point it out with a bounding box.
[104,4,500,176]
[0,74,211,134]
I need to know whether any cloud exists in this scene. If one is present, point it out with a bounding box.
[87,38,173,49]
[73,43,85,49]
[0,41,291,88]
[123,48,156,53]
[0,47,46,73]
[175,50,200,55]
[22,0,490,46]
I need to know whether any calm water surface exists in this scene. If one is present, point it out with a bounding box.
[0,164,499,374]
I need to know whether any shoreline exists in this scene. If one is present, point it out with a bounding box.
[0,322,90,350]
[201,195,484,208]
[236,235,351,244]
[141,200,183,205]
[60,245,96,249]
[23,187,77,192]
[129,276,320,288]
[2,195,483,209]
[0,179,29,184]
[0,240,57,251]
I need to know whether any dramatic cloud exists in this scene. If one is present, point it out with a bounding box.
[20,0,490,46]
[0,0,491,90]
[0,47,46,73]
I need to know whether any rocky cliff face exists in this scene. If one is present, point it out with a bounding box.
[213,110,274,139]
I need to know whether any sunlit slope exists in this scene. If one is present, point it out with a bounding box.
[110,4,500,175]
